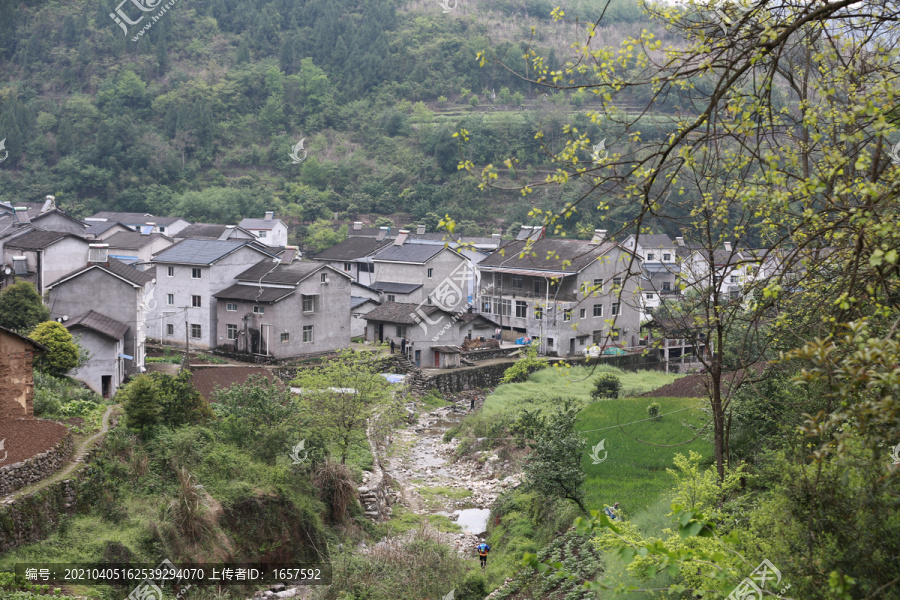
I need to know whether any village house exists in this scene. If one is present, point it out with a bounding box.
[103,230,175,266]
[310,236,392,287]
[87,212,191,237]
[1,230,91,295]
[476,228,643,356]
[0,326,44,419]
[350,281,382,338]
[362,302,498,368]
[65,311,130,398]
[46,255,157,380]
[622,233,681,320]
[174,223,257,242]
[0,196,88,237]
[84,220,133,240]
[239,211,288,247]
[147,239,279,350]
[213,258,352,358]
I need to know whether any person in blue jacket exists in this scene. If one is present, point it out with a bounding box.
[476,541,490,569]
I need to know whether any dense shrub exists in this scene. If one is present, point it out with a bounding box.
[590,374,622,399]
[647,402,661,420]
[501,344,547,383]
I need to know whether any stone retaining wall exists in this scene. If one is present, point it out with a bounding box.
[0,477,78,552]
[461,347,521,362]
[358,421,394,522]
[0,428,74,496]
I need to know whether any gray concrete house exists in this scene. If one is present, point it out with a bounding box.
[147,239,278,350]
[350,281,382,339]
[363,302,498,368]
[66,311,129,398]
[88,212,191,237]
[214,260,352,358]
[1,230,91,295]
[239,211,288,247]
[371,231,470,305]
[84,220,133,240]
[0,198,88,237]
[47,257,156,378]
[174,223,257,242]
[476,229,643,356]
[104,231,175,266]
[622,233,680,319]
[310,237,392,286]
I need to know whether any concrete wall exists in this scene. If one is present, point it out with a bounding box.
[3,237,90,294]
[249,222,288,247]
[108,236,174,264]
[0,332,37,419]
[48,268,147,377]
[68,330,124,397]
[372,249,468,305]
[33,213,87,236]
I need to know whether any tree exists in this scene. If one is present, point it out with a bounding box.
[0,282,50,332]
[292,349,399,464]
[523,400,588,515]
[121,375,160,435]
[150,371,213,429]
[29,321,80,376]
[303,219,347,253]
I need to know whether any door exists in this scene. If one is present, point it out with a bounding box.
[414,349,421,367]
[569,338,575,355]
[434,351,440,367]
[101,376,111,399]
[378,323,384,342]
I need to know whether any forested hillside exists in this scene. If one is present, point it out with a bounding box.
[0,0,678,240]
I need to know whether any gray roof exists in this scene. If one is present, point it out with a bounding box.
[373,281,423,294]
[4,230,75,249]
[84,221,130,236]
[373,243,449,264]
[479,238,619,273]
[311,237,392,261]
[213,284,296,303]
[152,239,271,265]
[351,296,378,309]
[90,212,186,226]
[177,223,254,239]
[239,217,282,230]
[235,260,330,285]
[67,310,129,340]
[103,231,171,250]
[363,302,446,325]
[49,258,156,288]
[635,234,675,248]
[347,227,385,238]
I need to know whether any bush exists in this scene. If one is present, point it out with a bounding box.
[647,402,661,420]
[29,321,80,376]
[501,344,546,383]
[590,374,622,400]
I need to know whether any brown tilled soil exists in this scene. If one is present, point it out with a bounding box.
[0,419,69,466]
[642,363,767,398]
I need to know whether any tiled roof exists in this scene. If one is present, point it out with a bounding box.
[48,258,156,288]
[635,234,675,248]
[373,281,422,294]
[362,302,445,325]
[67,310,129,340]
[178,223,254,239]
[90,212,185,226]
[373,243,447,264]
[152,239,271,265]
[103,231,171,250]
[311,237,392,261]
[4,230,74,249]
[213,284,296,303]
[347,227,385,237]
[234,260,327,285]
[351,296,377,309]
[84,221,129,236]
[478,238,619,273]
[239,217,281,230]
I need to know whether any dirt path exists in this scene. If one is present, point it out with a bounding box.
[1,404,118,504]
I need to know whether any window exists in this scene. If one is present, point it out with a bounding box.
[259,230,267,238]
[612,303,619,315]
[387,294,396,303]
[647,253,655,261]
[302,295,317,313]
[563,309,572,322]
[515,301,527,318]
[226,324,238,340]
[191,295,201,308]
[482,297,492,312]
[730,290,741,299]
[303,325,314,343]
[427,268,433,279]
[500,299,511,317]
[320,272,327,283]
[662,282,671,292]
[494,274,502,291]
[512,274,523,288]
[663,253,671,261]
[167,294,174,306]
[280,332,290,343]
[344,262,352,271]
[593,304,603,317]
[166,324,174,335]
[535,306,543,320]
[167,266,174,277]
[578,336,587,346]
[253,305,265,314]
[546,338,554,347]
[580,308,586,319]
[533,279,544,294]
[191,268,201,279]
[226,302,237,311]
[593,278,603,294]
[730,275,739,283]
[592,330,603,344]
[396,326,406,337]
[611,328,620,339]
[646,293,654,300]
[190,324,201,339]
[159,226,166,233]
[613,277,622,288]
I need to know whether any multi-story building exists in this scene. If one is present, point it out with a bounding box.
[239,211,288,247]
[1,230,91,294]
[476,229,643,356]
[622,233,681,319]
[310,236,392,286]
[88,212,191,237]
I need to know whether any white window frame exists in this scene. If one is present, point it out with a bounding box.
[226,302,237,312]
[226,324,238,340]
[167,294,174,306]
[167,266,174,277]
[303,325,314,343]
[253,305,265,315]
[302,295,317,313]
[190,324,201,339]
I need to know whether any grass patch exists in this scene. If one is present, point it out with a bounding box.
[385,507,462,534]
[418,485,473,510]
[418,389,451,411]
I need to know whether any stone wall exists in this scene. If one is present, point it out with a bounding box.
[461,347,521,362]
[358,421,395,522]
[0,428,74,496]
